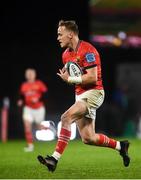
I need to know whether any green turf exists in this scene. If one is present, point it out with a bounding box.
[0,138,141,179]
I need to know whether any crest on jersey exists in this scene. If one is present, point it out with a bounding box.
[85,53,95,63]
[76,56,81,63]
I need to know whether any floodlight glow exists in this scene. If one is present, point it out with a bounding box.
[35,120,56,141]
[36,129,55,141]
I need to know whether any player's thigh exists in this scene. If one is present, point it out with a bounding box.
[22,106,34,123]
[76,89,104,120]
[63,101,88,122]
[34,106,45,124]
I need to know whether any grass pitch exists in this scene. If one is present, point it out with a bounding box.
[0,138,141,179]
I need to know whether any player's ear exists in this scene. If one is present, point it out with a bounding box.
[68,32,73,39]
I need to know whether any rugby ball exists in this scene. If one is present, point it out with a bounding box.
[65,62,83,77]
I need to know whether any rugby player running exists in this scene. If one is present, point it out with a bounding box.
[37,20,130,172]
[17,68,48,152]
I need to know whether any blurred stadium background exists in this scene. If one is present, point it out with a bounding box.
[0,0,140,140]
[0,0,141,178]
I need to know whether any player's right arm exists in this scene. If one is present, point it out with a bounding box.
[57,52,70,83]
[57,68,69,83]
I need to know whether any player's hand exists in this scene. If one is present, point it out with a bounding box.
[17,99,23,107]
[61,66,66,73]
[57,68,69,83]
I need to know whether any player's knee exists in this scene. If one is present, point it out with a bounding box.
[82,136,92,145]
[82,134,97,145]
[61,112,71,126]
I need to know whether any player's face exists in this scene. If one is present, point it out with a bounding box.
[25,69,36,82]
[57,26,72,48]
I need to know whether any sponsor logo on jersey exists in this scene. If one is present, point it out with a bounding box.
[85,53,95,63]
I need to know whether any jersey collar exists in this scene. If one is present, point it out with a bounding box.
[68,40,82,52]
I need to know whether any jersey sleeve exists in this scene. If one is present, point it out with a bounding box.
[62,48,70,65]
[62,52,66,65]
[20,83,25,94]
[82,46,100,70]
[18,83,25,101]
[38,80,48,93]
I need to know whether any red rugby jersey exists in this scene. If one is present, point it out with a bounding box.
[20,80,48,109]
[62,40,104,95]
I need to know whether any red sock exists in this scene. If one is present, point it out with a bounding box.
[96,134,117,149]
[55,128,71,154]
[25,131,33,144]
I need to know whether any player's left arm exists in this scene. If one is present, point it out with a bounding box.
[17,84,25,107]
[80,49,99,85]
[81,66,97,85]
[57,64,97,85]
[38,80,48,103]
